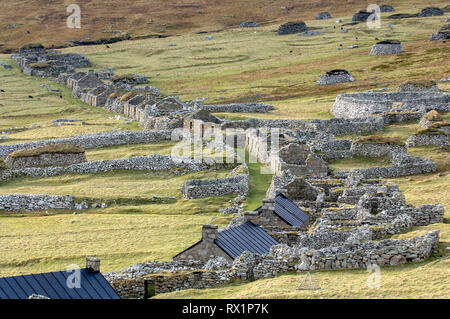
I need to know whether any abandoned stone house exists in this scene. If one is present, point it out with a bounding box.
[245,193,310,231]
[273,143,328,177]
[86,86,114,107]
[173,222,279,263]
[67,71,88,89]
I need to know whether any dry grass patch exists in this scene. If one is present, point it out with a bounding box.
[424,110,443,121]
[354,135,405,146]
[0,158,7,170]
[8,143,85,158]
[28,62,49,69]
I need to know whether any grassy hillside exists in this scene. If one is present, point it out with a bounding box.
[0,1,448,298]
[2,0,446,53]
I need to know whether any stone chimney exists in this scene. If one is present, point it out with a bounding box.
[261,198,275,217]
[86,257,100,272]
[202,225,218,242]
[244,210,259,223]
[88,69,94,75]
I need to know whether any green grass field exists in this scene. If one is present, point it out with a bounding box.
[0,1,448,298]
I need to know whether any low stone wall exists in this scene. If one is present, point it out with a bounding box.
[202,103,274,113]
[0,194,78,211]
[405,133,449,147]
[0,154,234,181]
[233,230,440,280]
[350,143,406,157]
[109,270,230,298]
[0,130,172,159]
[331,91,449,119]
[182,174,249,199]
[221,117,384,135]
[6,152,86,169]
[109,277,146,299]
[334,154,436,179]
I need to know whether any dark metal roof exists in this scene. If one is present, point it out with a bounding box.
[0,269,120,299]
[257,193,310,227]
[215,221,279,259]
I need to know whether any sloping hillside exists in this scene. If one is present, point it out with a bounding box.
[1,0,446,53]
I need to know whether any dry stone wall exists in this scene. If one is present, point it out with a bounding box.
[405,133,449,147]
[0,194,79,211]
[0,155,235,181]
[0,130,172,159]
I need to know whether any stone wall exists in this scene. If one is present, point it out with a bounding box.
[334,153,436,179]
[6,152,86,169]
[182,174,249,199]
[0,154,235,182]
[331,91,449,119]
[350,142,406,157]
[405,133,449,147]
[0,194,79,211]
[0,130,172,158]
[233,230,440,280]
[202,102,274,113]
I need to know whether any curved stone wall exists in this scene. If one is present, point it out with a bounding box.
[331,91,450,119]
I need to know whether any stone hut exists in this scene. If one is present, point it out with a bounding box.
[278,21,308,35]
[317,69,355,85]
[245,194,310,232]
[173,222,278,263]
[370,40,403,55]
[239,21,259,28]
[430,24,450,41]
[380,5,395,12]
[352,11,372,22]
[315,12,332,20]
[5,143,87,169]
[418,7,444,17]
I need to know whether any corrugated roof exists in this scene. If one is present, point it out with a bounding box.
[0,269,120,299]
[215,221,279,259]
[257,193,310,227]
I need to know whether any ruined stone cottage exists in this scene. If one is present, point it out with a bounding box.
[173,222,279,263]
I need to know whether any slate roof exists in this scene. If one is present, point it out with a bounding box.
[0,268,120,299]
[256,193,309,227]
[215,221,279,259]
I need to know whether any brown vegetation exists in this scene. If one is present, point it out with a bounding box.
[8,143,85,158]
[355,135,405,146]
